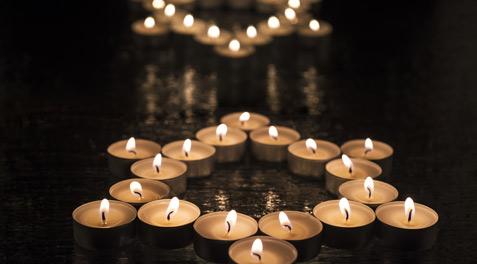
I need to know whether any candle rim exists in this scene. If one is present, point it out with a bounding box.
[250,126,301,145]
[138,199,201,227]
[196,126,248,146]
[193,211,258,241]
[107,138,162,159]
[338,179,399,205]
[109,178,171,204]
[73,200,137,229]
[288,139,341,161]
[228,235,298,264]
[130,157,187,180]
[341,139,394,160]
[258,20,294,36]
[258,210,323,240]
[220,112,270,131]
[171,17,206,34]
[194,28,232,45]
[313,200,376,227]
[162,139,216,161]
[325,158,382,180]
[375,201,439,229]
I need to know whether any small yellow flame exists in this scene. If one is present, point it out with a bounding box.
[305,138,317,154]
[152,0,165,9]
[164,3,175,17]
[183,139,192,157]
[288,0,301,9]
[129,181,143,199]
[268,126,278,140]
[207,25,220,38]
[268,16,280,29]
[365,138,373,153]
[225,209,237,234]
[339,197,351,221]
[341,154,353,172]
[246,25,257,38]
[99,198,110,224]
[239,112,251,122]
[165,197,180,221]
[229,39,241,52]
[251,238,263,261]
[279,211,292,231]
[364,177,374,198]
[309,19,320,31]
[126,137,136,153]
[153,153,162,172]
[404,197,415,223]
[216,124,228,141]
[183,14,194,28]
[284,8,296,21]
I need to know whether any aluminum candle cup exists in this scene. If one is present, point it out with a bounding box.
[162,140,215,178]
[297,19,333,48]
[196,126,247,163]
[258,211,323,261]
[341,139,394,178]
[214,40,256,59]
[375,201,439,250]
[131,157,188,195]
[229,236,298,264]
[313,200,376,249]
[250,126,301,162]
[171,14,206,37]
[338,179,399,208]
[287,139,341,178]
[325,157,382,195]
[138,199,201,248]
[220,112,270,133]
[194,26,232,47]
[109,178,170,208]
[193,211,258,263]
[107,138,161,178]
[132,17,170,46]
[72,200,137,250]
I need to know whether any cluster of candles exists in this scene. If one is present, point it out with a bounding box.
[73,111,439,262]
[132,0,332,59]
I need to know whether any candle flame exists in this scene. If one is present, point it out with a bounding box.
[268,126,278,140]
[284,8,296,21]
[144,17,156,29]
[130,181,143,199]
[251,238,263,261]
[404,197,415,223]
[183,139,192,157]
[216,124,228,141]
[339,197,351,221]
[153,153,162,173]
[152,0,165,9]
[165,197,179,221]
[309,19,320,31]
[305,138,317,154]
[268,16,280,29]
[239,112,250,123]
[364,138,373,154]
[229,39,240,52]
[100,198,110,225]
[207,25,220,38]
[225,209,237,234]
[279,211,292,232]
[183,14,194,28]
[126,137,136,154]
[364,177,374,198]
[288,0,301,9]
[164,4,175,17]
[246,25,257,38]
[341,154,353,174]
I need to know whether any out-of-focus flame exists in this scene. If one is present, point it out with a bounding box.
[152,0,165,10]
[183,14,194,27]
[268,126,278,140]
[229,39,240,51]
[309,19,320,31]
[225,209,237,234]
[339,197,351,221]
[207,25,220,38]
[144,17,156,29]
[268,16,280,29]
[288,0,301,9]
[239,112,250,123]
[165,197,179,221]
[246,26,257,38]
[365,138,373,154]
[164,4,175,17]
[126,137,136,154]
[284,8,296,21]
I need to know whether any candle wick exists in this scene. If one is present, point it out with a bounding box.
[167,210,174,221]
[226,221,231,233]
[407,209,413,222]
[364,149,371,155]
[184,151,189,158]
[240,121,244,126]
[273,136,278,141]
[311,148,316,154]
[101,211,106,225]
[284,224,292,232]
[348,167,353,175]
[129,150,137,155]
[252,252,262,261]
[367,187,372,198]
[134,191,143,199]
[155,165,160,173]
[219,135,223,142]
[345,209,349,221]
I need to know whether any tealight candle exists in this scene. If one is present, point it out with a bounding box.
[214,38,256,59]
[109,178,170,208]
[229,236,298,264]
[107,137,162,178]
[171,13,206,37]
[287,138,341,178]
[297,19,333,48]
[338,177,399,208]
[162,139,216,178]
[313,198,375,248]
[286,0,311,13]
[250,125,301,162]
[375,198,439,250]
[279,7,311,27]
[196,124,247,162]
[236,25,272,48]
[325,154,382,195]
[220,112,270,133]
[258,211,323,261]
[130,154,188,195]
[143,0,165,12]
[194,210,258,263]
[258,16,295,38]
[155,3,183,24]
[341,138,394,178]
[138,197,201,248]
[72,199,137,250]
[131,16,170,46]
[194,24,232,47]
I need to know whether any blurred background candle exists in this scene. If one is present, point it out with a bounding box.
[228,236,298,264]
[193,210,258,263]
[137,198,201,248]
[107,137,161,178]
[236,25,272,52]
[109,178,170,207]
[258,211,323,261]
[214,39,255,59]
[250,125,300,162]
[325,154,382,195]
[297,18,333,49]
[171,13,206,37]
[287,138,341,178]
[220,112,271,133]
[259,15,294,38]
[313,198,375,249]
[162,139,216,178]
[72,199,137,250]
[143,0,165,12]
[131,154,188,195]
[375,198,439,250]
[338,177,399,208]
[194,24,232,47]
[341,138,394,178]
[196,124,247,162]
[132,16,170,46]
[155,3,183,24]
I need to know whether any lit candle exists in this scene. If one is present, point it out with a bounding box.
[228,236,298,264]
[171,13,206,36]
[258,211,323,261]
[313,198,375,248]
[131,16,170,45]
[280,7,311,27]
[137,197,201,248]
[250,125,301,162]
[287,0,311,13]
[214,38,255,59]
[143,0,165,12]
[72,199,137,249]
[162,139,216,177]
[236,25,273,47]
[258,16,294,37]
[220,112,271,132]
[194,24,232,46]
[154,3,182,24]
[130,154,188,195]
[297,18,333,48]
[375,198,439,250]
[107,137,161,178]
[341,138,394,178]
[194,210,258,263]
[196,124,248,162]
[338,177,399,208]
[287,138,341,178]
[108,178,170,207]
[325,154,382,195]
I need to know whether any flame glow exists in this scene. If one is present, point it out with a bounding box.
[130,181,143,199]
[268,126,278,140]
[284,8,296,21]
[246,26,257,38]
[100,198,110,224]
[309,19,320,31]
[183,139,192,157]
[164,4,175,17]
[183,14,194,27]
[404,197,415,222]
[251,238,263,261]
[126,137,136,153]
[216,124,228,141]
[153,153,162,172]
[152,0,165,9]
[365,138,373,153]
[305,138,317,154]
[239,112,250,122]
[339,197,351,221]
[268,16,280,29]
[341,154,353,173]
[165,197,179,221]
[144,17,156,29]
[229,39,240,52]
[279,211,292,232]
[225,210,237,234]
[288,0,301,9]
[364,177,374,198]
[207,25,220,38]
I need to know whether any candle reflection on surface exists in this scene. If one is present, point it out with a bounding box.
[302,66,321,115]
[266,64,281,113]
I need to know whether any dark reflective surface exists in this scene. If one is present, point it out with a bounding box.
[1,0,477,263]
